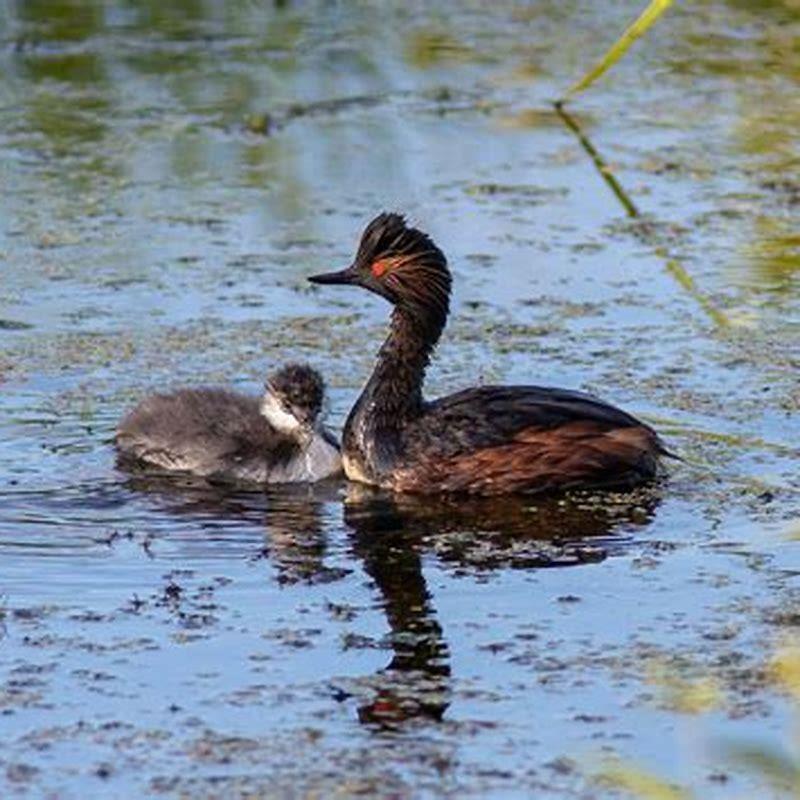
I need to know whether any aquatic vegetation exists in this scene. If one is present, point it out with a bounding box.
[553,101,732,329]
[1,0,798,796]
[551,1,738,330]
[405,30,483,69]
[597,642,800,799]
[744,218,800,293]
[646,660,724,715]
[598,765,691,800]
[558,0,676,103]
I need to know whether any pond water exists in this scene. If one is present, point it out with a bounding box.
[1,0,799,797]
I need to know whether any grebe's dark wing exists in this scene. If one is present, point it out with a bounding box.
[393,385,666,495]
[415,385,662,450]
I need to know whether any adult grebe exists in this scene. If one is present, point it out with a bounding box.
[309,213,668,495]
[115,363,341,484]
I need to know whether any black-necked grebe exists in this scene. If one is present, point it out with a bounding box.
[309,213,669,495]
[115,363,341,484]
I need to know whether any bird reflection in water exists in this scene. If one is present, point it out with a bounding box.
[337,484,661,729]
[257,484,348,585]
[120,473,341,577]
[121,472,661,729]
[345,495,451,727]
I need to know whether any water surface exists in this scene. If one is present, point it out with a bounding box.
[1,1,799,797]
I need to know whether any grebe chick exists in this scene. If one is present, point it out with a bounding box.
[115,363,341,484]
[309,213,670,496]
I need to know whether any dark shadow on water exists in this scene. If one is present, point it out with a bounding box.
[121,473,346,581]
[336,484,661,730]
[343,484,662,570]
[115,474,662,730]
[1,469,661,730]
[346,504,451,729]
[121,470,331,520]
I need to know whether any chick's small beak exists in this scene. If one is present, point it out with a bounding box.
[308,264,359,286]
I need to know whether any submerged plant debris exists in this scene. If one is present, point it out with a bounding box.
[0,1,798,798]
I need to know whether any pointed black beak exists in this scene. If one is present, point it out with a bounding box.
[308,265,359,286]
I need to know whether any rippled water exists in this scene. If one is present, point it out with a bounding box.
[1,1,799,797]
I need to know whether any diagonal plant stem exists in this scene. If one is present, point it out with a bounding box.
[559,0,676,104]
[659,252,731,329]
[553,102,731,329]
[554,101,639,217]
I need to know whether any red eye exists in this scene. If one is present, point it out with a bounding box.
[371,260,389,277]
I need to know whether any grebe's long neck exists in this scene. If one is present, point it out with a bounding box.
[342,247,452,482]
[361,304,445,424]
[345,296,447,475]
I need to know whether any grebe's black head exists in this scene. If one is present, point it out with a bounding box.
[309,213,451,323]
[262,363,325,434]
